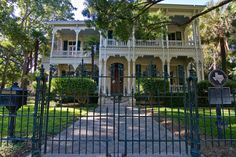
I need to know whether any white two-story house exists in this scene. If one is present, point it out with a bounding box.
[43,3,205,96]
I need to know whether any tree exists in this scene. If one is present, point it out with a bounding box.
[0,0,76,89]
[83,0,235,41]
[0,41,22,89]
[82,0,168,40]
[200,1,236,73]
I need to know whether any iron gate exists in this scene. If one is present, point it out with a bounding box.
[30,64,199,157]
[0,64,235,157]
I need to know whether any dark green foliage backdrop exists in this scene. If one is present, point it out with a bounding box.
[52,77,97,105]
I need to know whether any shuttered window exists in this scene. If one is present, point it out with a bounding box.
[63,40,68,51]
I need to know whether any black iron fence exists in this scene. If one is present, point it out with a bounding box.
[0,65,235,157]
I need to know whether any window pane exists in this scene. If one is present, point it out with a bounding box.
[176,31,182,40]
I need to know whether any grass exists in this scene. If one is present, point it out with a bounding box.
[0,98,96,157]
[150,106,236,139]
[0,99,93,141]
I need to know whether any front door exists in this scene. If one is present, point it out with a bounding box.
[111,63,123,95]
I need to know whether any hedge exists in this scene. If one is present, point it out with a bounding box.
[51,77,97,105]
[135,78,170,104]
[197,80,236,106]
[136,78,169,95]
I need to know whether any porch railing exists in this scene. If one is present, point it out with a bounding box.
[103,39,196,48]
[170,85,186,92]
[51,51,91,58]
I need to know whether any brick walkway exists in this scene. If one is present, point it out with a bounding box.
[43,101,190,157]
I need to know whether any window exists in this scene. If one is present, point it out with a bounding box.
[136,64,141,77]
[176,31,182,40]
[178,65,184,85]
[64,41,81,51]
[108,30,113,39]
[168,32,182,40]
[63,41,68,50]
[168,33,176,40]
[68,41,76,45]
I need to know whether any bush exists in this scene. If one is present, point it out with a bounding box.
[136,78,169,104]
[196,80,236,106]
[136,78,169,95]
[197,79,236,95]
[52,77,97,105]
[224,80,236,91]
[197,80,211,96]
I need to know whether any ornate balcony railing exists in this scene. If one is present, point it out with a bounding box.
[170,85,186,92]
[51,51,91,58]
[102,39,197,49]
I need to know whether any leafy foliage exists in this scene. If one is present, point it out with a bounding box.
[200,0,236,73]
[197,80,211,96]
[83,0,168,40]
[136,78,170,105]
[52,78,97,105]
[0,0,75,89]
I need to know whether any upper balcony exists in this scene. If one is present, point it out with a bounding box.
[101,39,197,49]
[49,26,99,65]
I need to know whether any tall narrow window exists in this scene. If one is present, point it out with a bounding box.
[136,64,141,77]
[77,40,81,51]
[178,65,184,85]
[108,30,113,39]
[63,40,68,51]
[176,31,182,40]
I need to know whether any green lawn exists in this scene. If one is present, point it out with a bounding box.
[151,106,236,139]
[0,101,91,141]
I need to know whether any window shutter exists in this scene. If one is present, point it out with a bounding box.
[164,64,168,78]
[63,40,68,51]
[77,40,81,51]
[176,32,182,40]
[108,30,113,39]
[136,64,141,77]
[178,65,184,85]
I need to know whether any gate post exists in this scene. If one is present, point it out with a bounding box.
[188,64,200,157]
[32,66,46,157]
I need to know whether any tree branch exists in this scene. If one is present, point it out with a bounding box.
[132,0,164,21]
[182,0,235,26]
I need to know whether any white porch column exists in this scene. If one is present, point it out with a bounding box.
[50,29,56,58]
[75,29,80,56]
[132,26,135,47]
[128,59,131,95]
[103,58,107,95]
[167,60,170,77]
[162,60,165,76]
[132,59,136,93]
[193,20,200,80]
[98,59,103,94]
[99,31,103,48]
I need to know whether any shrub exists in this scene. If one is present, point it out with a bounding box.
[197,79,236,95]
[224,80,236,91]
[197,80,211,96]
[136,78,169,104]
[136,78,169,95]
[51,77,97,105]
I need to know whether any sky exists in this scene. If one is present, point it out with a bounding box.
[72,0,211,20]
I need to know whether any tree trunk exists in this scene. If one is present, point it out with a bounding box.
[219,37,227,73]
[91,45,94,77]
[1,56,10,89]
[21,52,31,89]
[34,39,39,72]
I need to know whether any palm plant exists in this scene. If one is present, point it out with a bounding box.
[200,0,235,73]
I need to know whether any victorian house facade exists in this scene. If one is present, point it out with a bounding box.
[43,3,205,96]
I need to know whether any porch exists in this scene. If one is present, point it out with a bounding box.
[99,56,196,96]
